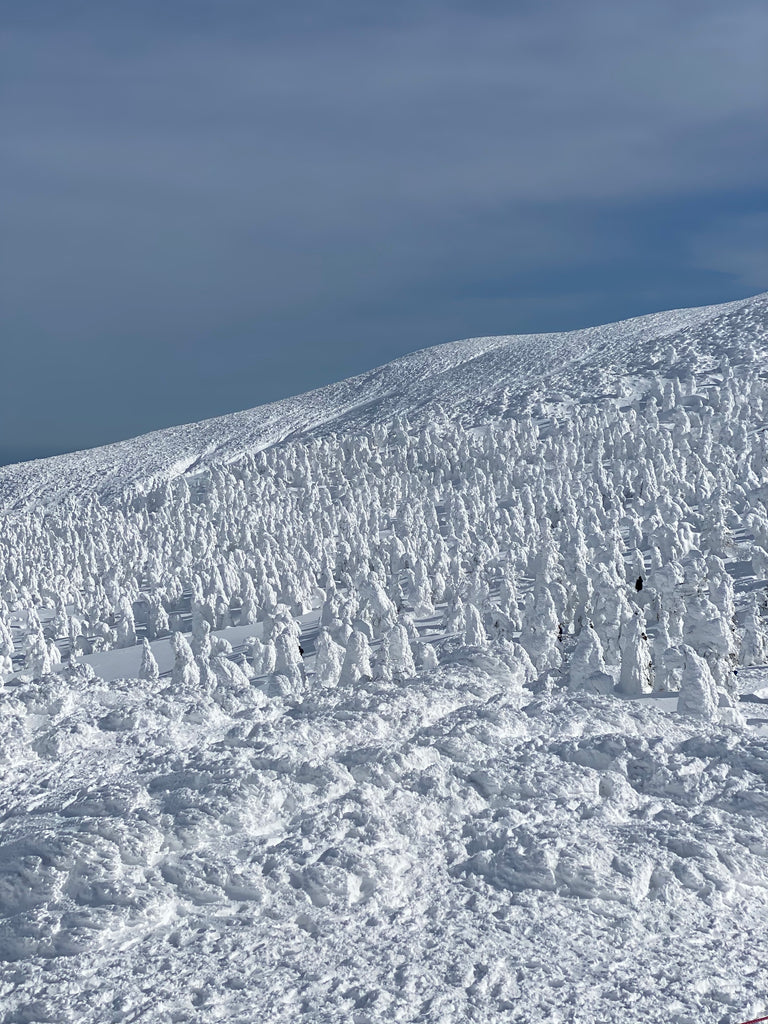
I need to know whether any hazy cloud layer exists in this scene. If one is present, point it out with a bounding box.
[2,0,766,461]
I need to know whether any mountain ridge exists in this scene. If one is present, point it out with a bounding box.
[1,290,765,512]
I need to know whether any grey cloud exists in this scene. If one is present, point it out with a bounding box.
[691,212,768,291]
[0,0,765,460]
[4,1,766,206]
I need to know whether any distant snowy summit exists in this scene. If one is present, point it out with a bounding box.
[1,291,766,511]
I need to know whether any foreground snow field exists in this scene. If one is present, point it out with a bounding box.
[3,652,768,1023]
[1,292,768,1021]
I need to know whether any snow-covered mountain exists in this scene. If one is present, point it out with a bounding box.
[2,291,768,1023]
[1,291,764,511]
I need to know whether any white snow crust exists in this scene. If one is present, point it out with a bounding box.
[2,292,768,1022]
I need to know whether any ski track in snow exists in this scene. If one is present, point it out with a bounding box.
[1,292,768,1022]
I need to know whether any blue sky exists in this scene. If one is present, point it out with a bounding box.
[1,0,766,464]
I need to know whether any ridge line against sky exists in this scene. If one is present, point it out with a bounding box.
[1,0,767,466]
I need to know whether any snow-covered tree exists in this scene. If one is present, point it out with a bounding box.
[314,629,345,687]
[739,597,768,666]
[114,595,137,648]
[464,602,487,648]
[139,637,159,682]
[25,629,51,679]
[569,625,613,694]
[616,612,653,696]
[384,624,416,680]
[339,630,373,685]
[171,632,200,690]
[677,646,718,720]
[274,631,305,687]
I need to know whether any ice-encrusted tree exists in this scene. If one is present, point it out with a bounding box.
[274,631,305,688]
[239,574,261,626]
[314,629,345,687]
[589,571,634,668]
[569,625,613,694]
[677,646,718,719]
[651,613,682,692]
[0,619,14,678]
[682,587,736,695]
[47,639,62,671]
[247,637,277,677]
[357,576,398,638]
[171,631,200,690]
[519,588,561,673]
[25,629,51,679]
[146,594,170,640]
[739,597,768,666]
[212,651,251,692]
[419,642,439,671]
[339,630,373,685]
[444,592,465,634]
[139,637,160,682]
[616,611,653,696]
[192,619,212,660]
[383,624,417,681]
[114,595,136,648]
[497,567,522,632]
[464,602,487,648]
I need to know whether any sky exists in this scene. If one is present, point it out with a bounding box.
[1,0,767,465]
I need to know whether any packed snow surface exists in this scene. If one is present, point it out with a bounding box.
[2,292,768,1022]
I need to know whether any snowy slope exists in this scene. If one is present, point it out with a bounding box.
[1,292,764,511]
[2,291,768,1024]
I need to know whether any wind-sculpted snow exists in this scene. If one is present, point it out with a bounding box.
[3,291,768,1020]
[0,292,764,511]
[2,652,767,1023]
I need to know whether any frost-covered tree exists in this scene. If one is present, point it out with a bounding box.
[682,588,736,694]
[616,612,653,696]
[247,637,277,677]
[652,614,682,692]
[0,618,14,678]
[569,625,613,694]
[212,652,251,692]
[114,595,137,648]
[274,631,305,687]
[25,629,51,679]
[419,642,439,671]
[357,576,398,638]
[519,588,561,673]
[239,574,260,626]
[171,631,200,690]
[314,629,345,687]
[464,602,487,648]
[145,595,170,640]
[139,637,160,682]
[740,597,768,666]
[47,639,62,671]
[384,624,416,680]
[677,646,718,720]
[339,630,373,685]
